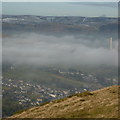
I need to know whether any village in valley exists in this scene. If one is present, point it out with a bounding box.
[2,65,118,110]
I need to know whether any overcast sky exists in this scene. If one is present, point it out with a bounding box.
[1,0,119,2]
[2,2,118,17]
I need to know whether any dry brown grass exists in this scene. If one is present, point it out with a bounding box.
[10,85,119,118]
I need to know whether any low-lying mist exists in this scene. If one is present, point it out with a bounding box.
[3,33,118,67]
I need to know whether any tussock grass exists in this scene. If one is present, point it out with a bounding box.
[10,86,119,118]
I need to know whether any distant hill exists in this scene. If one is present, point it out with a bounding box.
[9,85,119,118]
[2,15,118,37]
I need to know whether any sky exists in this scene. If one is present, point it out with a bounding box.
[2,2,118,17]
[1,0,119,2]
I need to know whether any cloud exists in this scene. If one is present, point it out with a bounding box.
[3,33,118,67]
[69,2,118,8]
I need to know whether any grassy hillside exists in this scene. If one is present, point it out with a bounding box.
[10,85,119,118]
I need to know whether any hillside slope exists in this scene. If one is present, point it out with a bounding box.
[10,85,119,118]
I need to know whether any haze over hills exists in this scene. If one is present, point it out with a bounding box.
[2,15,118,37]
[2,15,118,117]
[9,85,119,118]
[1,2,119,119]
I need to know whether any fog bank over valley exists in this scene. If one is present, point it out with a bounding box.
[3,33,118,67]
